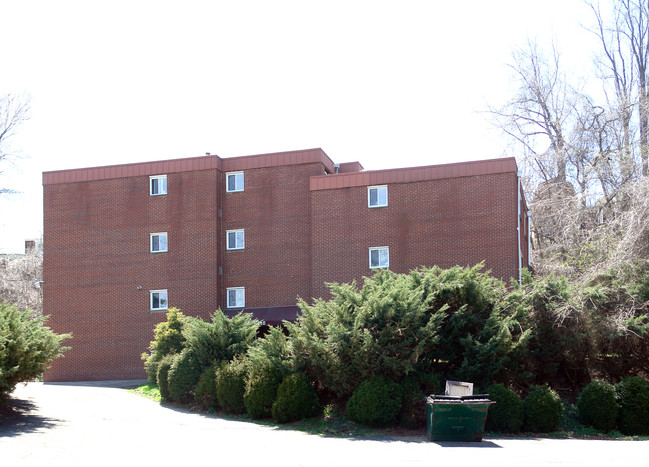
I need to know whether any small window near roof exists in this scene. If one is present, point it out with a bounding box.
[227,287,245,308]
[226,171,244,192]
[150,175,167,196]
[150,233,168,253]
[150,289,168,311]
[226,229,245,250]
[368,185,387,207]
[369,246,389,269]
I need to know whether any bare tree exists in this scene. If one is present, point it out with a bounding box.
[0,93,30,195]
[0,250,43,316]
[588,0,649,177]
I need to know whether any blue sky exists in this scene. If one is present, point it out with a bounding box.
[0,0,600,253]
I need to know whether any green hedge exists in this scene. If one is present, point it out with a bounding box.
[194,364,219,410]
[346,376,403,427]
[157,355,175,401]
[616,376,649,435]
[523,385,563,433]
[485,383,523,433]
[167,349,202,403]
[244,364,282,419]
[577,380,618,432]
[272,372,320,423]
[216,357,248,414]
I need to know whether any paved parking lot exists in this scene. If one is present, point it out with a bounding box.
[2,382,648,467]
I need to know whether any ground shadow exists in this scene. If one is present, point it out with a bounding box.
[0,397,62,438]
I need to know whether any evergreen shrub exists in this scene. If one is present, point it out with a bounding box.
[346,375,403,427]
[182,310,258,371]
[577,380,618,432]
[271,372,320,423]
[141,308,187,384]
[523,385,563,433]
[398,373,440,429]
[244,364,282,419]
[485,383,523,433]
[0,302,69,405]
[616,376,649,435]
[167,349,202,403]
[215,356,248,414]
[194,364,219,410]
[157,354,174,401]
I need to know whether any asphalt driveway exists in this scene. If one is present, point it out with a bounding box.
[2,382,648,467]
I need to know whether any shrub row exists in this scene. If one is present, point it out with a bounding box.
[143,263,649,432]
[483,378,649,436]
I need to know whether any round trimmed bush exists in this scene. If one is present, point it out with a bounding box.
[156,354,175,401]
[523,385,563,433]
[577,380,618,432]
[167,349,202,403]
[216,357,248,414]
[485,383,523,433]
[616,376,649,435]
[272,372,321,423]
[194,364,219,410]
[346,376,403,427]
[244,364,282,419]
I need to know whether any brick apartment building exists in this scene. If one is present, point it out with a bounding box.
[42,148,529,381]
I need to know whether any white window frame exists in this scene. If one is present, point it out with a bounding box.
[368,185,388,207]
[369,246,389,269]
[226,287,245,308]
[150,175,167,196]
[226,229,245,250]
[150,289,168,311]
[226,171,244,192]
[150,232,168,253]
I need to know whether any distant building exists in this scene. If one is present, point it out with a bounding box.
[42,148,529,381]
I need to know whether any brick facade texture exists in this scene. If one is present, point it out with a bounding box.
[42,150,528,381]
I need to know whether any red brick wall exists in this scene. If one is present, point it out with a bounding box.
[221,162,325,309]
[310,172,519,299]
[43,169,219,381]
[43,154,526,382]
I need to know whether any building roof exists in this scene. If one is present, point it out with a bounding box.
[42,148,335,185]
[42,148,518,188]
[310,157,518,190]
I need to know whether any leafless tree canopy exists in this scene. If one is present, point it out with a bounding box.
[489,3,649,278]
[0,251,43,317]
[0,93,30,196]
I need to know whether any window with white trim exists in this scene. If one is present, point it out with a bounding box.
[369,246,389,269]
[150,175,167,196]
[368,185,387,207]
[150,232,168,253]
[150,289,168,311]
[227,287,245,308]
[226,229,245,250]
[226,171,244,192]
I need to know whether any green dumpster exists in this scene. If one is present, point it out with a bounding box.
[426,395,494,442]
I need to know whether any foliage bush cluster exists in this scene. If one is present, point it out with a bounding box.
[272,372,320,423]
[141,263,649,433]
[346,376,403,427]
[0,302,69,406]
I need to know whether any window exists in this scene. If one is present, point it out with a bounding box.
[368,185,387,207]
[150,289,168,311]
[227,287,245,308]
[150,175,167,196]
[150,233,168,253]
[226,171,244,192]
[369,246,389,269]
[226,229,245,250]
